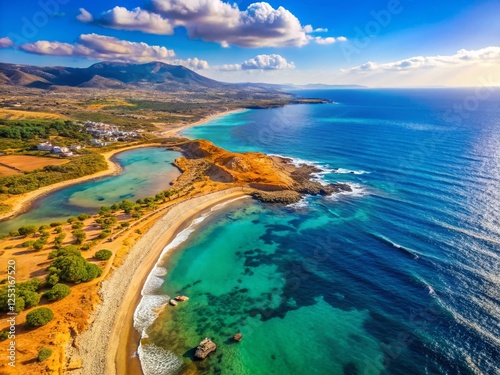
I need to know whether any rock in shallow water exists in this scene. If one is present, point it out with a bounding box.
[194,338,217,360]
[233,333,243,342]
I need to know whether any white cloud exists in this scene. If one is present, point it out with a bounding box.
[18,33,209,69]
[304,25,328,33]
[79,7,174,35]
[78,1,341,48]
[76,8,93,23]
[171,57,210,70]
[313,37,336,45]
[346,47,500,73]
[0,37,14,48]
[216,54,295,71]
[152,0,309,48]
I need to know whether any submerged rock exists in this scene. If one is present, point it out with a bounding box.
[233,333,243,342]
[194,338,217,360]
[175,295,189,302]
[169,299,178,306]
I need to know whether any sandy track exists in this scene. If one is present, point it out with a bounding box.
[73,188,248,375]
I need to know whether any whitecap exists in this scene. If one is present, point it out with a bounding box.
[333,168,369,175]
[287,197,310,209]
[327,183,367,200]
[138,343,182,375]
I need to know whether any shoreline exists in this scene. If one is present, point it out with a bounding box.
[73,188,249,375]
[161,108,246,137]
[0,108,244,223]
[0,143,160,222]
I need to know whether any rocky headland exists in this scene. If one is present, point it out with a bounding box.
[167,139,352,204]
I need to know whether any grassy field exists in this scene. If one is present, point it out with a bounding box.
[0,109,68,121]
[0,155,69,173]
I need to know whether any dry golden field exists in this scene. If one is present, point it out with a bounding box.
[0,155,69,174]
[0,109,67,121]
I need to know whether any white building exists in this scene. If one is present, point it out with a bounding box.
[37,142,53,151]
[52,146,70,154]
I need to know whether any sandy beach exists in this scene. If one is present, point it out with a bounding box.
[161,108,245,137]
[72,188,249,375]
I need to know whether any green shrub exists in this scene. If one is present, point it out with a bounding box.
[0,278,43,311]
[0,330,9,341]
[54,232,66,247]
[120,222,130,228]
[26,307,54,327]
[97,230,111,239]
[38,225,50,231]
[67,217,77,224]
[38,347,52,362]
[18,225,37,236]
[55,246,81,257]
[53,226,63,234]
[95,249,112,261]
[48,249,102,284]
[50,222,63,228]
[45,274,59,286]
[43,284,71,301]
[72,229,86,245]
[78,214,90,221]
[22,240,35,248]
[80,240,97,251]
[32,239,46,251]
[71,222,84,230]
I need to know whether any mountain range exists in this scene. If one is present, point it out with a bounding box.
[0,61,231,92]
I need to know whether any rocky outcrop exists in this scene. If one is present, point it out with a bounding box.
[233,333,243,342]
[251,190,302,204]
[169,299,178,306]
[175,295,189,302]
[194,338,217,359]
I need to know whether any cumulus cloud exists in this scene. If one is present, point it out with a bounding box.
[0,37,14,48]
[79,7,174,35]
[216,54,295,71]
[171,57,210,70]
[18,33,209,69]
[153,0,310,47]
[78,1,342,48]
[20,34,175,62]
[346,47,500,73]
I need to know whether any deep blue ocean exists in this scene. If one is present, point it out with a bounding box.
[139,88,499,375]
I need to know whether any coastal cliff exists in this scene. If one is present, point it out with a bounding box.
[168,139,351,204]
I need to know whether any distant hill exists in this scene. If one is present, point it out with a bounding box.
[0,61,230,92]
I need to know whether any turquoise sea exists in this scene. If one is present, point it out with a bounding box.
[0,147,180,233]
[136,89,499,375]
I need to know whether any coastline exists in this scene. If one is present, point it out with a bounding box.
[0,143,158,222]
[161,108,246,137]
[0,108,244,223]
[73,188,249,375]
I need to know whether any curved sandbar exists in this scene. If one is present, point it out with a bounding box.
[74,188,249,375]
[0,143,162,222]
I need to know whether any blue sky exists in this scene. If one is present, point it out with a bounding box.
[0,0,499,86]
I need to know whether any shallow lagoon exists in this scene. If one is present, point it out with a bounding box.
[0,147,181,233]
